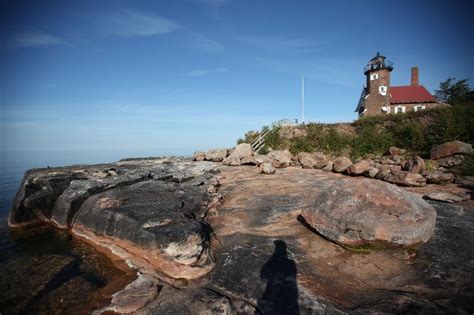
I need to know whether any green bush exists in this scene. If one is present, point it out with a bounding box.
[351,125,394,158]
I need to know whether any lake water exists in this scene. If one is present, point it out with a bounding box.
[0,150,168,314]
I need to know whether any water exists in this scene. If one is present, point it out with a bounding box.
[0,150,149,314]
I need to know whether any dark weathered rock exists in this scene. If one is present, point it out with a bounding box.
[430,140,473,160]
[107,274,159,313]
[10,159,220,280]
[9,169,88,227]
[333,157,352,173]
[73,175,215,279]
[301,177,436,248]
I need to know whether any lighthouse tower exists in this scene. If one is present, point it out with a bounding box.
[358,52,393,116]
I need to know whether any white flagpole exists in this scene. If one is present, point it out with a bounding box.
[302,76,305,124]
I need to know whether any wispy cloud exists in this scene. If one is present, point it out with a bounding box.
[105,10,180,36]
[8,31,66,49]
[198,0,230,8]
[253,56,363,87]
[190,36,224,51]
[186,67,228,77]
[239,35,324,53]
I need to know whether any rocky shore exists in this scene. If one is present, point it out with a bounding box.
[7,144,474,314]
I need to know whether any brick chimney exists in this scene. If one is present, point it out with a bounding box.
[411,66,419,86]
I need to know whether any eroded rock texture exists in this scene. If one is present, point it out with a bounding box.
[9,162,474,314]
[9,158,220,281]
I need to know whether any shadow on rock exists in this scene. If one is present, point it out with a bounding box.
[256,240,299,315]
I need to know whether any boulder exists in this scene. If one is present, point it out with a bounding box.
[240,156,257,165]
[301,177,436,248]
[425,171,454,185]
[222,144,253,166]
[332,157,352,173]
[436,155,465,168]
[297,152,328,169]
[430,141,473,160]
[205,148,228,162]
[384,170,426,187]
[267,150,293,168]
[254,154,273,166]
[322,161,334,172]
[364,167,380,178]
[260,163,275,174]
[348,160,371,175]
[193,151,205,161]
[385,147,406,156]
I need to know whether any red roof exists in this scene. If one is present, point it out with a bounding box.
[390,85,437,104]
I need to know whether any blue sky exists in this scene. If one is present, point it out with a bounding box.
[1,0,473,158]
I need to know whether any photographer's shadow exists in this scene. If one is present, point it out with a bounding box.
[256,240,299,314]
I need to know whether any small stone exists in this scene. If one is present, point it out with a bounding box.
[260,163,275,174]
[365,167,380,178]
[193,151,206,161]
[385,147,407,156]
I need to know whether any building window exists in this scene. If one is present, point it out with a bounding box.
[379,85,387,96]
[370,73,379,81]
[395,106,406,114]
[381,106,390,114]
[414,105,426,112]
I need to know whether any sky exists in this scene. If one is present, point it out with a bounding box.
[1,0,473,161]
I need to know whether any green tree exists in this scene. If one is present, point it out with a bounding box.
[435,77,473,105]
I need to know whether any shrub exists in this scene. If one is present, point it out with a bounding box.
[351,125,394,158]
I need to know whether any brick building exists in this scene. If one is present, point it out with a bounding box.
[355,53,447,117]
